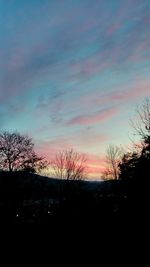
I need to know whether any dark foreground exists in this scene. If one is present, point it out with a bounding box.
[0,171,148,266]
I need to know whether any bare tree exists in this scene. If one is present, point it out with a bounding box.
[52,149,87,180]
[102,144,123,180]
[0,131,43,172]
[131,97,150,139]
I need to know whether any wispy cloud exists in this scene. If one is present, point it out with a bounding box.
[109,80,150,102]
[67,107,119,126]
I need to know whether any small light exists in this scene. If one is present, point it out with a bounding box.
[48,211,51,214]
[16,214,19,217]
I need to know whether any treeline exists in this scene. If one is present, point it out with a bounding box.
[102,97,150,181]
[0,97,149,182]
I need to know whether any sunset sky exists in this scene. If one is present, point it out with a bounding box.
[0,0,150,179]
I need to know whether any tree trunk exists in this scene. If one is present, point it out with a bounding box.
[8,160,12,172]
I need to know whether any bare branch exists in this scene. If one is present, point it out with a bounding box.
[130,97,150,139]
[102,144,123,180]
[0,131,43,172]
[51,149,87,180]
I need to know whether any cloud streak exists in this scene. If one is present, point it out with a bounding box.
[67,107,119,126]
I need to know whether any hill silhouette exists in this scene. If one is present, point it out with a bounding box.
[0,171,146,266]
[0,171,136,225]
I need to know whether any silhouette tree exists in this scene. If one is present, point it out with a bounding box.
[102,144,123,180]
[52,149,87,209]
[131,97,150,139]
[118,151,139,180]
[36,160,50,175]
[119,97,150,180]
[52,149,87,180]
[0,131,43,172]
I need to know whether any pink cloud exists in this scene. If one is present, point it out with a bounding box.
[36,131,109,158]
[76,133,109,148]
[36,138,75,160]
[67,107,119,126]
[106,22,122,36]
[84,153,106,179]
[85,153,105,166]
[109,80,150,103]
[68,51,111,83]
[74,79,150,112]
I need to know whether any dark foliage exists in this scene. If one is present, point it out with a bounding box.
[0,131,44,172]
[119,135,150,181]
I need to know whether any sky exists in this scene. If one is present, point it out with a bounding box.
[0,0,150,179]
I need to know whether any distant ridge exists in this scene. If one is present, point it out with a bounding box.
[0,171,128,199]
